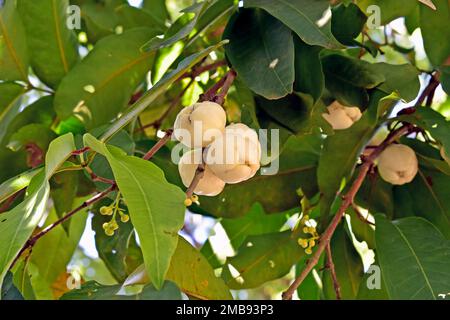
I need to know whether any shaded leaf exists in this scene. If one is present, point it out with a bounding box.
[224,8,294,99]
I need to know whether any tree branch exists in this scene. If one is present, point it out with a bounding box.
[10,184,117,270]
[180,60,227,80]
[185,162,205,199]
[213,70,237,106]
[142,129,174,160]
[416,71,440,107]
[282,124,413,300]
[326,243,342,300]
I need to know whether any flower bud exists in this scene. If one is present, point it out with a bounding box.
[377,144,418,185]
[322,101,362,130]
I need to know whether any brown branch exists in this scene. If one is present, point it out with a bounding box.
[185,163,205,199]
[199,76,228,102]
[83,165,116,185]
[326,243,341,300]
[351,202,375,226]
[180,60,227,80]
[416,72,440,107]
[282,124,413,300]
[143,129,173,160]
[10,184,117,270]
[213,70,237,106]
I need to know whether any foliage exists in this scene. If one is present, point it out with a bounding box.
[0,0,449,301]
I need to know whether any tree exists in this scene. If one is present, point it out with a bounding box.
[0,0,449,301]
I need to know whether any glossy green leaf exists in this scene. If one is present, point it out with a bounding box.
[331,3,367,45]
[322,54,385,107]
[84,134,185,289]
[295,254,324,300]
[124,237,233,300]
[369,63,420,102]
[17,0,79,88]
[220,203,290,250]
[54,28,158,129]
[0,133,76,288]
[7,124,57,154]
[115,4,166,32]
[322,224,364,299]
[420,0,450,66]
[0,0,29,81]
[244,0,342,49]
[224,9,294,99]
[293,37,324,102]
[142,0,169,25]
[375,215,450,299]
[222,231,304,289]
[393,167,450,238]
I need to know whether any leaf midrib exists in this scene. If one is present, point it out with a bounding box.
[51,0,69,73]
[391,222,436,299]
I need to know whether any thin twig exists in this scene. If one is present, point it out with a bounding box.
[351,202,375,226]
[416,72,440,107]
[213,70,237,106]
[180,60,227,80]
[282,124,412,300]
[185,163,205,199]
[199,76,228,102]
[143,129,174,160]
[325,243,341,300]
[10,184,117,270]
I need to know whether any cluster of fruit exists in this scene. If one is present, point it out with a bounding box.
[174,101,261,198]
[323,101,418,185]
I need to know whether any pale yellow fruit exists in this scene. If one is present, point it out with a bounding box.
[377,144,418,185]
[322,101,362,130]
[205,123,261,184]
[178,149,225,196]
[173,101,226,148]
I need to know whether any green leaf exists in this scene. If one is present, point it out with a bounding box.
[375,215,450,299]
[115,4,166,32]
[7,124,57,154]
[142,0,213,52]
[357,0,418,25]
[0,83,26,143]
[50,171,79,220]
[293,37,324,102]
[322,224,364,299]
[331,3,367,45]
[17,0,79,88]
[0,133,76,288]
[356,258,389,299]
[124,237,233,300]
[0,168,40,203]
[54,28,158,129]
[142,0,169,25]
[100,41,228,141]
[224,8,294,99]
[255,93,329,136]
[441,66,450,95]
[84,134,185,290]
[193,133,321,218]
[29,203,88,291]
[0,0,29,81]
[220,203,289,250]
[322,54,385,107]
[1,95,56,146]
[369,63,420,102]
[222,231,304,289]
[244,0,342,49]
[1,272,23,300]
[420,0,450,66]
[400,106,450,166]
[61,280,181,300]
[393,167,450,238]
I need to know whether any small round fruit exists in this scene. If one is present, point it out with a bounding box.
[100,206,113,216]
[204,123,261,184]
[178,149,225,196]
[322,101,362,130]
[377,144,418,185]
[173,101,226,148]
